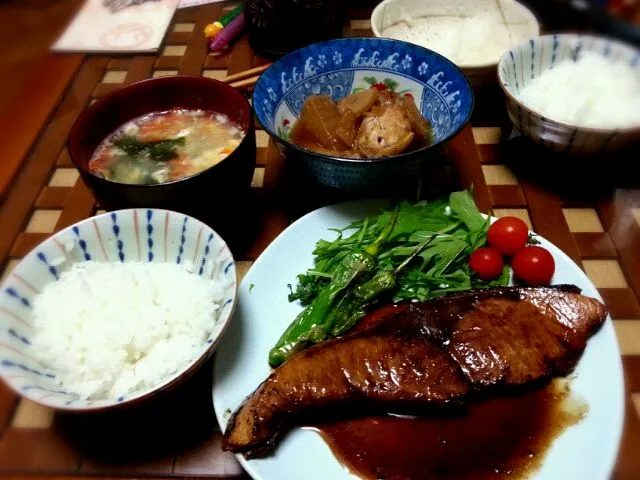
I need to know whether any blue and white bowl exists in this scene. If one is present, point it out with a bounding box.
[0,209,237,412]
[498,34,640,155]
[253,37,474,191]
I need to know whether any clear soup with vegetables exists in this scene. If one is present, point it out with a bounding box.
[89,108,245,185]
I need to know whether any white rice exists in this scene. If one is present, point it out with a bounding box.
[31,261,227,400]
[518,51,640,128]
[382,13,531,66]
[379,0,537,67]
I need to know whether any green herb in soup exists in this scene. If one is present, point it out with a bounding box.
[89,109,245,184]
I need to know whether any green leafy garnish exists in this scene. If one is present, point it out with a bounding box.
[383,78,398,91]
[449,189,486,231]
[528,233,541,245]
[288,189,508,307]
[114,136,186,162]
[471,264,511,289]
[269,190,513,365]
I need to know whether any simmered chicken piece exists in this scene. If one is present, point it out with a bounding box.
[355,105,415,157]
[402,95,431,139]
[337,89,379,117]
[289,90,433,158]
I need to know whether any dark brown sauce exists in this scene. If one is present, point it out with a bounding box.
[310,381,585,480]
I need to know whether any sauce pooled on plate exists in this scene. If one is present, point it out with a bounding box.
[311,381,585,480]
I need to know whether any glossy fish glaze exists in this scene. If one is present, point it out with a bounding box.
[222,285,606,457]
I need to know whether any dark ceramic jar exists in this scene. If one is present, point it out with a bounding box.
[243,0,346,58]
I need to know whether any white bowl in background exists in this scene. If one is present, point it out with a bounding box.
[498,34,640,154]
[0,209,237,412]
[371,0,539,87]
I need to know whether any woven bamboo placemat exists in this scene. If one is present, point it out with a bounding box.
[0,3,639,478]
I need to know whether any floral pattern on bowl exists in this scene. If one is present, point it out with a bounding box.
[0,209,237,412]
[255,38,472,140]
[253,37,474,191]
[352,76,413,95]
[276,118,292,140]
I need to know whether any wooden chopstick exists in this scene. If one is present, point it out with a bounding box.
[223,64,271,87]
[229,75,260,90]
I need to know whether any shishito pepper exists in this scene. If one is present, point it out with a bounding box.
[329,234,437,336]
[268,208,399,367]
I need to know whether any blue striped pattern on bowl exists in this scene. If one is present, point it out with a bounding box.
[0,209,237,411]
[498,34,640,155]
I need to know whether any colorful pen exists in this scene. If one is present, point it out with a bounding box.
[204,4,243,39]
[209,12,245,51]
[219,4,243,26]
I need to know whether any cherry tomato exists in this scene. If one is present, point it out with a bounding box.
[488,216,530,256]
[512,246,555,286]
[469,247,504,281]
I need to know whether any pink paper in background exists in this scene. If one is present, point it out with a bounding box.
[53,0,179,53]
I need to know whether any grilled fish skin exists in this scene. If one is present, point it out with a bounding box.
[358,285,606,386]
[222,285,607,457]
[223,334,467,456]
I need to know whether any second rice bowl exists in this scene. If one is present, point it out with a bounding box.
[0,209,237,411]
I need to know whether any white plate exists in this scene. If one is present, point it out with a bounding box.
[213,200,624,480]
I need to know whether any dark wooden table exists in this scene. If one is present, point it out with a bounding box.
[0,2,639,479]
